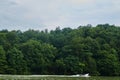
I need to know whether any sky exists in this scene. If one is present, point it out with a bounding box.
[0,0,120,31]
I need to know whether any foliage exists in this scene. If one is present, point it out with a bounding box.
[0,24,120,76]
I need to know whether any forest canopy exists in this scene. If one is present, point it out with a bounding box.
[0,24,120,76]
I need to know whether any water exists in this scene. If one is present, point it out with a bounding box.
[0,75,119,80]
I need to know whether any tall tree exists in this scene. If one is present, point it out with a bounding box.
[0,46,7,74]
[7,47,27,74]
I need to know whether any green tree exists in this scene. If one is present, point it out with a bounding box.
[7,47,27,74]
[97,50,120,76]
[0,46,7,74]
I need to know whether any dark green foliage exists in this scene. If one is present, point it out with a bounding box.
[0,46,8,73]
[6,47,28,74]
[0,24,120,76]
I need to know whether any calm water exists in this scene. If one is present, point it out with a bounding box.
[0,75,120,80]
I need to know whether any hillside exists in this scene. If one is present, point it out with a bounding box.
[0,24,120,76]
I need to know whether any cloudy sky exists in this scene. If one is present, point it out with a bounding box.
[0,0,120,31]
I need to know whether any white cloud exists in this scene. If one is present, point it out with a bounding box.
[0,0,120,30]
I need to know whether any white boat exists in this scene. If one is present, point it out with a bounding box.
[80,73,90,77]
[72,73,90,77]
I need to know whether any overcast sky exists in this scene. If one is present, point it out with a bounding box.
[0,0,120,31]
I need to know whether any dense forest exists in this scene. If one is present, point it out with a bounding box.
[0,24,120,76]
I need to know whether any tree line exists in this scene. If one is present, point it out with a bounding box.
[0,24,120,76]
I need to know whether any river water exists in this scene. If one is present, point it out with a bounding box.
[0,75,119,80]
